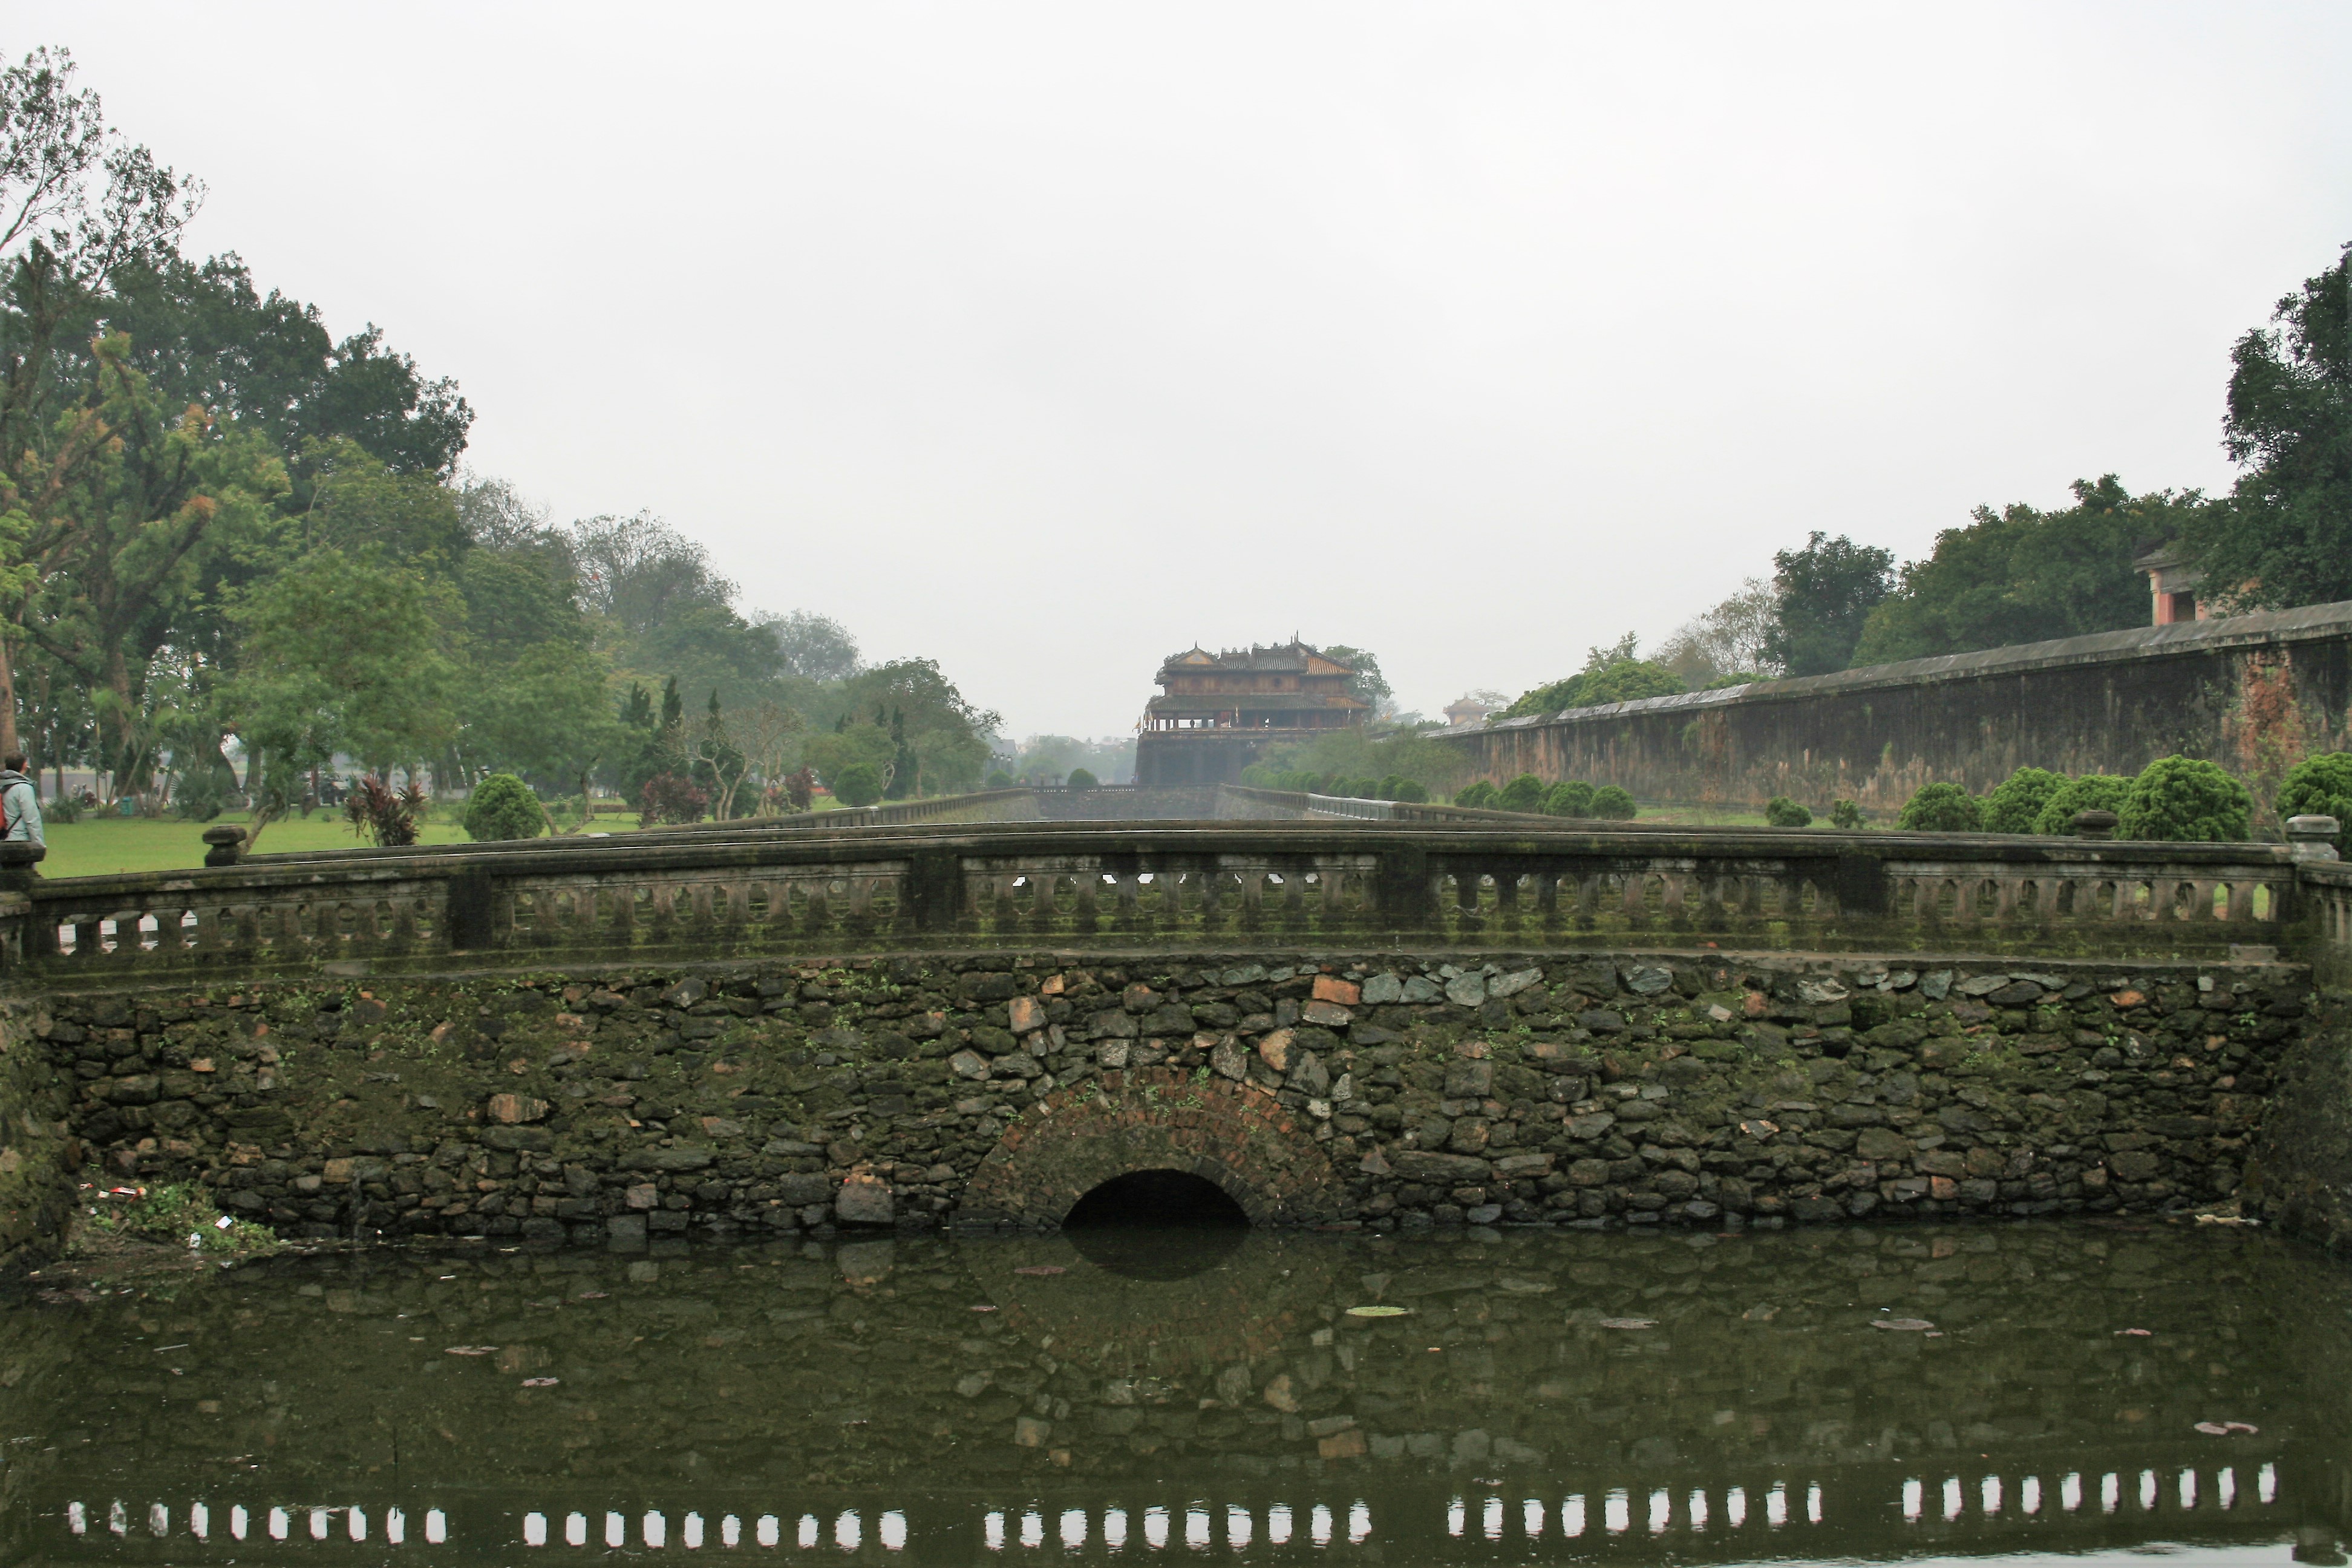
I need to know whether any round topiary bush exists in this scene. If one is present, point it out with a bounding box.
[1981,766,2068,834]
[1898,782,1982,832]
[1377,773,1406,800]
[1590,785,1637,820]
[1765,796,1812,828]
[2030,774,2132,834]
[1066,767,1099,791]
[1830,799,1865,829]
[987,769,1014,788]
[463,773,545,841]
[2277,751,2352,829]
[1498,773,1548,813]
[1392,779,1429,803]
[1544,780,1596,817]
[831,762,885,808]
[2120,756,2252,841]
[1454,780,1501,809]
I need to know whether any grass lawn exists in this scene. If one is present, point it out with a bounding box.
[35,808,648,879]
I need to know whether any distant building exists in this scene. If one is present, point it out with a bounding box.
[2135,542,2209,626]
[1443,695,1495,728]
[1134,641,1368,785]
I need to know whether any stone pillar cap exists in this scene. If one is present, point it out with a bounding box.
[2286,814,2340,862]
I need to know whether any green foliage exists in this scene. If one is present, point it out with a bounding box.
[2277,751,2352,827]
[1391,778,1429,803]
[344,774,428,846]
[1065,767,1099,791]
[2031,774,2133,834]
[462,773,545,841]
[1454,780,1501,809]
[1504,644,1687,719]
[1765,796,1812,828]
[1853,478,2184,665]
[1590,785,1638,820]
[1898,782,1982,832]
[82,1181,279,1256]
[1498,774,1548,812]
[2181,243,2352,611]
[832,762,885,808]
[1980,766,2069,834]
[1319,645,1393,715]
[1766,532,1896,676]
[987,769,1014,789]
[1249,722,1462,800]
[1376,773,1406,799]
[2121,756,2253,842]
[1830,799,1865,829]
[1543,780,1595,817]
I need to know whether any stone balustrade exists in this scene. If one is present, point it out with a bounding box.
[0,816,2322,988]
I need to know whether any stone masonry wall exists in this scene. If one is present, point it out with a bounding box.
[26,947,2309,1257]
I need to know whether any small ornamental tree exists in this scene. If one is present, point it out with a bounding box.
[1066,767,1099,791]
[1454,780,1501,809]
[1981,766,2068,834]
[1898,782,1982,832]
[1544,780,1596,817]
[1765,796,1812,828]
[1377,773,1406,800]
[463,773,545,841]
[345,774,428,846]
[1392,779,1429,803]
[1498,773,1549,813]
[1830,799,1866,829]
[639,771,710,825]
[987,769,1014,788]
[2031,774,2132,834]
[2277,751,2352,828]
[832,762,885,808]
[2121,756,2253,841]
[1590,785,1638,820]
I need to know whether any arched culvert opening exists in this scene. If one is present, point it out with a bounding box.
[1064,1169,1249,1281]
[1067,1169,1250,1229]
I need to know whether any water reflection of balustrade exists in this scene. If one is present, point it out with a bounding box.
[44,1459,2295,1563]
[6,825,2308,982]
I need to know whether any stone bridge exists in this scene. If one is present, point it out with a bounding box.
[1,790,2348,1267]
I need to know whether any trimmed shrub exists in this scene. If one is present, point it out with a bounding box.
[1377,773,1406,800]
[987,769,1014,788]
[2121,756,2252,842]
[2031,773,2131,834]
[463,773,545,841]
[1498,773,1548,813]
[1898,782,1981,832]
[2277,751,2352,829]
[1454,780,1501,809]
[1765,796,1812,828]
[1830,799,1864,829]
[1543,780,1596,817]
[1066,768,1099,791]
[1590,785,1638,820]
[1348,777,1382,799]
[639,771,711,825]
[1392,779,1429,803]
[1981,766,2068,834]
[831,762,885,808]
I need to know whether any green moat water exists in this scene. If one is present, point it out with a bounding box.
[4,1219,2347,1566]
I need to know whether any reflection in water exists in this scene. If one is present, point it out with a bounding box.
[4,1220,2349,1565]
[1063,1171,1249,1281]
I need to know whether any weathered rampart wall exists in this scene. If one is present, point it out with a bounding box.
[1442,601,2352,814]
[34,947,2306,1252]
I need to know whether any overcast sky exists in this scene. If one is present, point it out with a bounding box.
[21,4,2352,736]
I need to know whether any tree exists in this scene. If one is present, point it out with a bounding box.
[462,773,544,841]
[1980,766,2068,834]
[1854,478,2186,665]
[2031,774,2132,834]
[1898,782,1981,832]
[2182,243,2352,610]
[1765,796,1812,828]
[1589,785,1637,820]
[840,658,999,796]
[1498,773,1547,812]
[1766,532,1895,677]
[764,609,860,682]
[1503,635,1687,718]
[1658,579,1781,685]
[2121,756,2252,842]
[1066,766,1099,790]
[1321,645,1394,717]
[2277,752,2352,829]
[1543,780,1594,817]
[832,761,884,807]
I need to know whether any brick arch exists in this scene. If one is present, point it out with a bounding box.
[959,1068,1342,1227]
